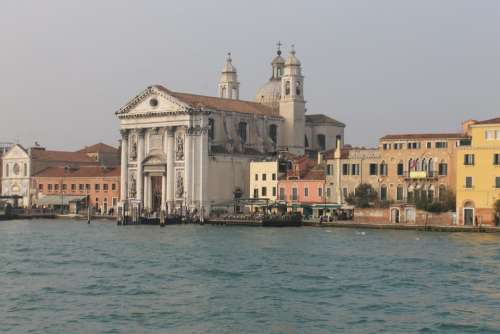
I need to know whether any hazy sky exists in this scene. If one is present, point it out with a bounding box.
[1,0,499,150]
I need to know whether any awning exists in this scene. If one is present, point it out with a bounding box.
[35,195,87,206]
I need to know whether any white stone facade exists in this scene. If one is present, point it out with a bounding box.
[1,145,32,207]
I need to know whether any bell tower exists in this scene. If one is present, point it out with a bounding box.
[218,52,239,99]
[279,45,305,156]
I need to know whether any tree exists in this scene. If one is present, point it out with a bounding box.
[345,183,378,208]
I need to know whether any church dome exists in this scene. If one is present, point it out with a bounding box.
[285,47,301,66]
[222,53,236,73]
[255,79,281,110]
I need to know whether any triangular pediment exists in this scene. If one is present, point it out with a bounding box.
[116,85,191,116]
[3,144,29,160]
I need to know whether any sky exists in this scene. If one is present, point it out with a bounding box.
[1,0,499,150]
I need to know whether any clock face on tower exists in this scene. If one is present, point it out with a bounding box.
[13,163,20,175]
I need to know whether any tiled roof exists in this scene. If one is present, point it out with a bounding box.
[302,166,325,180]
[305,114,345,127]
[155,85,280,117]
[475,117,500,125]
[380,133,468,140]
[30,149,95,162]
[77,143,118,154]
[34,166,120,178]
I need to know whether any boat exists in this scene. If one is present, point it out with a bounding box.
[262,213,302,227]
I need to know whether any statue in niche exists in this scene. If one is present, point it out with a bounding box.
[129,174,137,198]
[130,136,137,160]
[175,170,184,198]
[176,134,184,160]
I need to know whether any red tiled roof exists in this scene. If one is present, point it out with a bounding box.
[34,166,120,178]
[305,114,345,127]
[30,149,95,162]
[475,117,500,125]
[155,85,280,117]
[302,166,325,180]
[77,143,118,154]
[380,133,468,140]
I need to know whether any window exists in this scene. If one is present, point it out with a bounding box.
[396,185,404,201]
[79,184,84,191]
[464,154,475,166]
[261,174,266,181]
[208,118,215,141]
[269,124,277,144]
[103,184,109,191]
[272,173,276,181]
[255,174,258,181]
[71,184,76,191]
[318,187,323,198]
[326,164,333,176]
[62,184,67,191]
[397,163,404,176]
[382,143,390,150]
[95,184,100,191]
[327,188,331,198]
[369,163,378,176]
[496,177,500,189]
[394,143,403,150]
[317,134,326,151]
[295,81,301,95]
[435,141,448,149]
[54,184,59,191]
[465,176,473,188]
[494,154,500,165]
[261,187,267,197]
[342,187,348,199]
[304,187,309,197]
[48,184,53,191]
[279,188,285,200]
[351,164,360,176]
[380,185,388,201]
[342,164,349,176]
[238,122,247,144]
[438,162,448,176]
[85,184,90,190]
[272,187,276,197]
[486,130,495,140]
[379,162,388,176]
[253,188,258,198]
[427,142,432,149]
[285,81,290,95]
[38,184,43,191]
[292,188,298,201]
[112,183,116,191]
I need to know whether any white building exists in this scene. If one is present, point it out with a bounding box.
[116,46,345,215]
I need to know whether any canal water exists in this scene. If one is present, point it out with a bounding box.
[1,220,500,334]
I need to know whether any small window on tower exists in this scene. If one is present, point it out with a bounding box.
[296,81,301,96]
[285,81,290,95]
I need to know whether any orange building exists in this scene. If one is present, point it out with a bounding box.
[33,166,120,214]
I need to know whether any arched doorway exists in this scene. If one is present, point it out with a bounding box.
[463,201,475,225]
[391,208,400,223]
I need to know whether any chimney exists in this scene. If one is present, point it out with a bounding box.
[334,135,342,159]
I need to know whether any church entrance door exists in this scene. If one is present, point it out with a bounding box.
[151,176,162,213]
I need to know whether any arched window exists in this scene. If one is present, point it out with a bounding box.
[317,134,326,151]
[269,124,277,144]
[208,118,215,141]
[379,161,388,176]
[428,158,433,175]
[295,81,301,96]
[422,158,427,173]
[285,81,290,95]
[408,158,413,172]
[415,158,420,171]
[238,121,247,144]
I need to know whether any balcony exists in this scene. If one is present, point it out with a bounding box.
[402,171,440,180]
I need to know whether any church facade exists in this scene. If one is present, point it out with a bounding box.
[116,46,345,215]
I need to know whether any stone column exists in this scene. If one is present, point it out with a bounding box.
[144,175,150,210]
[161,175,166,211]
[166,127,175,213]
[199,119,209,219]
[120,129,129,202]
[184,126,193,210]
[136,129,145,204]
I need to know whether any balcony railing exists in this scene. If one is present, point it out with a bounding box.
[400,171,440,180]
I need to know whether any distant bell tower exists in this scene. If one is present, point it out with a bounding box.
[218,52,240,99]
[279,45,305,156]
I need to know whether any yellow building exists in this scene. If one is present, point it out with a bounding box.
[457,118,500,226]
[249,160,279,201]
